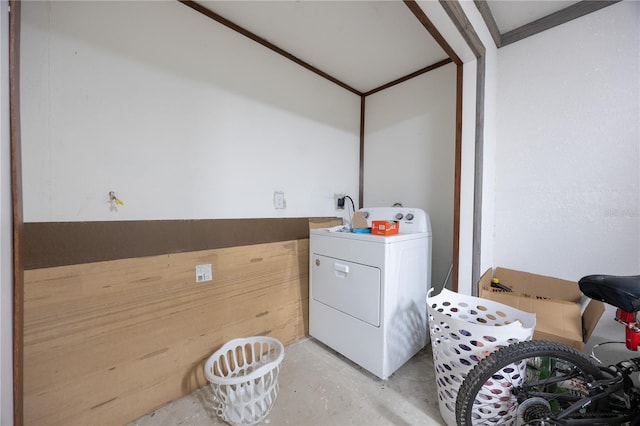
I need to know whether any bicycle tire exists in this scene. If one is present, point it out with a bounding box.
[456,340,604,425]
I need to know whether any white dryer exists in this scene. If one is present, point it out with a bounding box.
[309,207,432,380]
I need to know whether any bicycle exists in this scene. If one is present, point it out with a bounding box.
[455,274,640,425]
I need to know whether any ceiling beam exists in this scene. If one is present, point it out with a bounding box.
[404,0,462,66]
[474,0,501,48]
[501,0,623,47]
[363,58,452,97]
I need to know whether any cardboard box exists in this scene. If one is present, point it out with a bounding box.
[479,267,605,350]
[371,220,399,236]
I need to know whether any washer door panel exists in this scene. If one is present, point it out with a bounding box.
[312,254,381,327]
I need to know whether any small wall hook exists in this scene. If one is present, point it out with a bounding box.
[109,191,124,206]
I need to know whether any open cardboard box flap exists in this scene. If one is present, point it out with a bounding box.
[479,267,605,350]
[493,267,582,303]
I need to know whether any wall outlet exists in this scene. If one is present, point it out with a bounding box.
[196,264,212,282]
[274,191,286,209]
[334,193,345,210]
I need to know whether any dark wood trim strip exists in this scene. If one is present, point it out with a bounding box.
[474,0,502,47]
[9,0,24,423]
[501,0,622,47]
[359,96,365,208]
[451,64,463,292]
[403,0,462,66]
[363,58,453,97]
[178,1,363,96]
[439,0,486,295]
[402,0,464,291]
[23,218,331,270]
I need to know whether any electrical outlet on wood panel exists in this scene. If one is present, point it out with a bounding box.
[196,264,212,283]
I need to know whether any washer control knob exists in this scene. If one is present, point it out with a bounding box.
[395,213,403,220]
[406,213,414,221]
[361,211,369,218]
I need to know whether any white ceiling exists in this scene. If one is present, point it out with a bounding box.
[201,0,448,93]
[488,0,580,34]
[196,1,584,93]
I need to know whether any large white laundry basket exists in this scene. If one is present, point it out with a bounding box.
[204,336,285,426]
[427,289,535,426]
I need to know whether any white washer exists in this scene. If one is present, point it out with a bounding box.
[309,207,432,380]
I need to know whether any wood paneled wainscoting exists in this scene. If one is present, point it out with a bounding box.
[22,218,340,425]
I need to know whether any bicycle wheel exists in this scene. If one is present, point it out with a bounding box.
[456,340,604,425]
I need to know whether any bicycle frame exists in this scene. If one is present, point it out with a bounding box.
[615,308,640,351]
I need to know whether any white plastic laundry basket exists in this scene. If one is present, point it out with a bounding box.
[427,288,536,426]
[204,336,285,426]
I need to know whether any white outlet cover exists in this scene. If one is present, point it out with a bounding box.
[274,191,286,209]
[196,264,212,282]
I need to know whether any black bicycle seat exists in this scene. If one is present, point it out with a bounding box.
[579,275,640,313]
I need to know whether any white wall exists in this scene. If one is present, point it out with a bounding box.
[363,62,456,289]
[457,59,478,295]
[457,0,500,294]
[0,0,13,422]
[20,1,361,222]
[495,1,640,280]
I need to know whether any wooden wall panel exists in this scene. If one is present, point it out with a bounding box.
[23,239,310,425]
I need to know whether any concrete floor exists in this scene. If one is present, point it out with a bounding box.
[129,303,627,426]
[129,337,444,426]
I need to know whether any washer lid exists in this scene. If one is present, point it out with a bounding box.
[310,227,431,242]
